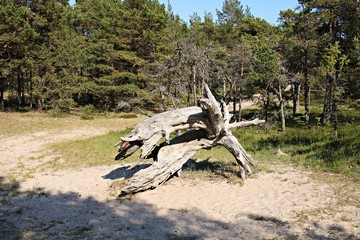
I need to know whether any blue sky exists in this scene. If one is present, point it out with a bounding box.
[69,0,299,25]
[159,0,299,25]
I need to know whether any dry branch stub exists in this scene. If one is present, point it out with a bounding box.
[114,84,265,196]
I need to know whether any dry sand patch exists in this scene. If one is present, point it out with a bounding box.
[0,114,359,239]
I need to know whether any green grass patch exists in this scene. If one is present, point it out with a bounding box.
[232,122,360,179]
[44,128,142,170]
[0,111,144,137]
[191,128,283,177]
[166,233,200,240]
[237,107,360,179]
[194,146,235,164]
[9,106,357,181]
[182,107,360,180]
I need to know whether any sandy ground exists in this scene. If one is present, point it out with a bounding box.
[1,115,359,239]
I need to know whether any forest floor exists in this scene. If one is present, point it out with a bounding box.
[0,111,359,240]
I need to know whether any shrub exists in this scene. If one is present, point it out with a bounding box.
[53,98,76,113]
[81,104,95,120]
[115,101,132,112]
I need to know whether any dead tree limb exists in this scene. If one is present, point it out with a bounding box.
[115,84,265,196]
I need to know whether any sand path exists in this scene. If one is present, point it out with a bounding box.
[0,117,359,239]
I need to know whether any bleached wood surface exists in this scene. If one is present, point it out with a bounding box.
[115,84,265,196]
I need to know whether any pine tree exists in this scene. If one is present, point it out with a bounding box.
[279,5,319,121]
[0,0,37,108]
[320,42,349,137]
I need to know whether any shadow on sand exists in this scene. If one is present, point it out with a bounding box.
[102,164,152,180]
[0,174,356,240]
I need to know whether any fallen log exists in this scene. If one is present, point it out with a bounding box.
[115,84,265,196]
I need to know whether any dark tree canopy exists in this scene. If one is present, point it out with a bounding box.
[0,0,359,130]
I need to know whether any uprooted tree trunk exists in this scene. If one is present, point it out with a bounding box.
[114,84,265,196]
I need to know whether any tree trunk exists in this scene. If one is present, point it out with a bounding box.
[17,75,23,107]
[330,70,339,139]
[280,100,286,132]
[322,74,333,125]
[187,83,191,106]
[192,64,197,106]
[115,84,265,196]
[233,79,237,120]
[292,83,301,115]
[29,72,33,109]
[279,85,286,132]
[239,60,244,121]
[303,48,311,123]
[238,95,242,120]
[264,92,270,122]
[0,84,3,110]
[304,80,311,122]
[201,67,206,97]
[223,79,226,98]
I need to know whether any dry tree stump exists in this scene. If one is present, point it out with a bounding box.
[114,84,264,196]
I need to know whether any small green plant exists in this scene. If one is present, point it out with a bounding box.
[52,98,76,115]
[115,101,132,112]
[166,233,200,240]
[15,208,23,215]
[81,104,95,120]
[71,224,93,236]
[348,99,360,110]
[0,178,20,196]
[26,187,47,197]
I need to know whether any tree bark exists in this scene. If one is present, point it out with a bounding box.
[303,50,311,123]
[233,79,237,120]
[192,64,197,106]
[322,74,333,125]
[279,84,286,132]
[115,84,265,196]
[292,83,300,115]
[0,83,3,110]
[304,80,311,122]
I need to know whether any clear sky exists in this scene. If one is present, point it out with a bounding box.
[69,0,299,25]
[159,0,299,25]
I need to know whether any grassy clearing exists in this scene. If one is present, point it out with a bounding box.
[0,111,144,137]
[43,129,143,170]
[0,111,76,136]
[1,111,144,177]
[3,105,358,181]
[36,106,359,181]
[243,108,359,179]
[46,129,256,179]
[191,107,360,180]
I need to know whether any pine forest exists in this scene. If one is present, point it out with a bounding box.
[1,0,359,175]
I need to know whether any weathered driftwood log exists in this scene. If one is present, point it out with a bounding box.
[115,84,264,196]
